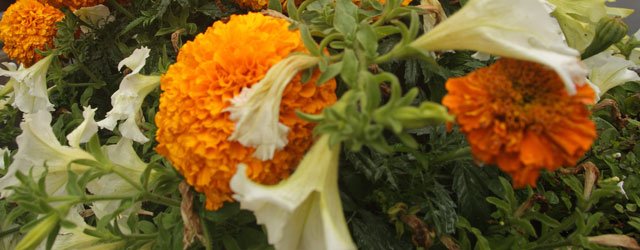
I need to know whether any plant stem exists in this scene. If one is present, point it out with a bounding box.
[526,240,572,250]
[79,64,105,87]
[200,213,214,250]
[122,233,158,240]
[107,0,134,19]
[0,226,20,239]
[142,192,181,207]
[433,147,472,163]
[111,165,144,191]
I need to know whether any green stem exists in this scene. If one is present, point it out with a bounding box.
[47,194,133,203]
[121,233,158,240]
[433,147,472,163]
[107,0,134,19]
[66,82,105,88]
[296,0,318,21]
[0,80,14,99]
[200,212,214,250]
[142,192,181,207]
[526,240,572,250]
[79,64,105,87]
[0,226,20,239]
[319,33,343,51]
[374,46,407,64]
[111,165,144,191]
[533,213,577,244]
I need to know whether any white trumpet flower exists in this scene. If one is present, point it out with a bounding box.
[97,47,160,143]
[546,0,634,52]
[584,51,640,98]
[66,106,99,148]
[0,111,96,198]
[410,0,587,94]
[87,137,149,221]
[230,135,356,250]
[74,4,115,33]
[0,54,55,113]
[630,30,640,65]
[225,54,320,160]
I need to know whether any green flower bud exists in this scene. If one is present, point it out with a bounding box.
[16,213,59,250]
[391,102,454,130]
[582,16,628,59]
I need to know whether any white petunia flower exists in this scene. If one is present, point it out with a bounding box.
[0,147,7,170]
[0,111,96,198]
[0,83,14,111]
[0,54,55,113]
[225,54,320,160]
[230,135,356,250]
[74,4,115,33]
[86,137,149,223]
[44,212,132,250]
[617,181,628,199]
[66,106,99,148]
[630,30,640,65]
[584,51,640,98]
[97,47,160,143]
[410,0,587,94]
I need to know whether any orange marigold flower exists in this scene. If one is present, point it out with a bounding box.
[38,0,105,9]
[442,58,597,187]
[155,12,337,210]
[0,0,64,66]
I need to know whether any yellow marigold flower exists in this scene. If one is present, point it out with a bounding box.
[0,0,64,66]
[442,58,597,188]
[155,12,337,210]
[39,0,105,9]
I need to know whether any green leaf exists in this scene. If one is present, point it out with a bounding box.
[65,170,83,196]
[340,49,359,86]
[456,217,490,250]
[222,234,242,250]
[350,210,413,250]
[317,62,343,86]
[300,25,321,56]
[334,0,358,36]
[453,164,492,228]
[528,212,560,228]
[356,23,379,59]
[511,218,537,237]
[486,197,511,214]
[268,0,283,12]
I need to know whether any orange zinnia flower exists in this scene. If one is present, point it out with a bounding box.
[154,13,337,210]
[442,58,597,187]
[0,0,64,66]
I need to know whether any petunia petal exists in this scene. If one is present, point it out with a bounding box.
[0,54,55,113]
[66,106,99,148]
[225,54,319,160]
[97,48,160,143]
[410,0,586,94]
[0,111,95,198]
[584,50,640,97]
[230,135,356,250]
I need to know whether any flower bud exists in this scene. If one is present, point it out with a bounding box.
[582,17,628,59]
[16,213,59,250]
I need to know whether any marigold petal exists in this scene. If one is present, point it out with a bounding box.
[155,13,336,210]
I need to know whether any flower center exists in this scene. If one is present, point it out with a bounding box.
[487,59,567,132]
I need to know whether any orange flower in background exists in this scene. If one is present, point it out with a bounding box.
[155,13,337,210]
[443,58,596,187]
[0,0,64,66]
[39,0,105,9]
